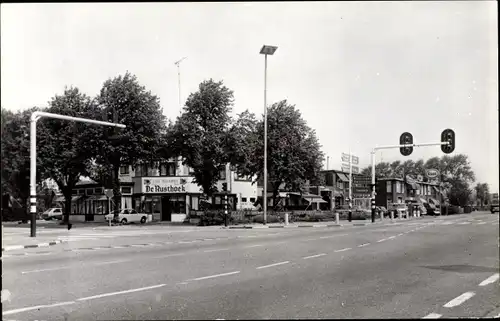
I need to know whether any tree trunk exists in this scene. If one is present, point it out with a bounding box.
[63,190,72,224]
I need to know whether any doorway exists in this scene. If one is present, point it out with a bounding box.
[161,196,172,221]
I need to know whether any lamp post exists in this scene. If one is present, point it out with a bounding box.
[259,44,278,225]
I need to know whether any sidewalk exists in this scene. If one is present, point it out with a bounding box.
[2,234,64,252]
[224,218,404,229]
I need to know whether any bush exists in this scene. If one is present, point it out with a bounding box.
[252,214,281,224]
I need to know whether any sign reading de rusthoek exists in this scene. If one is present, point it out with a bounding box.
[141,177,200,194]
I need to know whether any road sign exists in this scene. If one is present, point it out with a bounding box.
[353,176,371,184]
[351,156,359,165]
[341,164,350,172]
[341,153,350,162]
[105,189,113,198]
[426,169,439,179]
[352,166,359,174]
[353,187,370,194]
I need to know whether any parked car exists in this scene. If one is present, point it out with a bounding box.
[42,208,63,220]
[105,209,148,224]
[423,202,440,216]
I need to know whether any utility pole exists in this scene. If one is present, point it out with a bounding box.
[174,56,188,115]
[348,148,353,222]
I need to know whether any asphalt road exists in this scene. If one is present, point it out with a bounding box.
[2,213,499,320]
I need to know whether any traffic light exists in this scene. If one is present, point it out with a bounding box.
[399,132,413,156]
[222,183,228,192]
[441,129,455,154]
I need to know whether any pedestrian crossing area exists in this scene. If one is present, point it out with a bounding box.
[53,230,178,242]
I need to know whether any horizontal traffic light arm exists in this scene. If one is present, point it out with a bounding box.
[373,141,449,152]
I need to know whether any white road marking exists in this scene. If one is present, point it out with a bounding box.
[334,248,352,252]
[191,271,240,281]
[274,241,286,245]
[423,312,442,319]
[358,243,370,247]
[477,222,487,225]
[204,248,229,253]
[479,273,499,286]
[387,236,396,240]
[305,238,319,242]
[152,253,185,259]
[458,222,471,225]
[256,261,290,269]
[22,266,70,274]
[244,244,263,248]
[93,260,128,266]
[3,301,75,316]
[377,238,388,243]
[77,284,166,301]
[303,253,327,259]
[443,292,475,308]
[398,233,404,236]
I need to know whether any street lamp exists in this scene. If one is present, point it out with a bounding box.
[259,44,278,225]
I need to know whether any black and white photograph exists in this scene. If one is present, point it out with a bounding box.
[1,2,498,320]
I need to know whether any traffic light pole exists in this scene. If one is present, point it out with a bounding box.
[370,141,450,223]
[29,111,125,237]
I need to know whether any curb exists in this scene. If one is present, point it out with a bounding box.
[2,240,64,252]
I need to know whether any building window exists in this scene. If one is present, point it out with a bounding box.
[386,181,392,193]
[120,166,130,175]
[135,164,148,177]
[250,197,256,203]
[121,187,132,194]
[326,173,334,186]
[86,188,94,195]
[241,197,247,202]
[159,162,176,176]
[95,188,103,194]
[78,189,86,195]
[219,169,226,180]
[396,182,402,194]
[72,190,78,195]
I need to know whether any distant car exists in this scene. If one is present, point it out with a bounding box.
[42,208,63,220]
[491,204,499,214]
[105,209,148,224]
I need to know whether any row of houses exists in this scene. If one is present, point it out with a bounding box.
[46,157,445,222]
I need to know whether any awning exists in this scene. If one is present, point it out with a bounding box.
[301,193,328,204]
[337,173,349,182]
[54,195,83,202]
[86,195,108,201]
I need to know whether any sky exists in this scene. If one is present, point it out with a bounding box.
[1,2,498,192]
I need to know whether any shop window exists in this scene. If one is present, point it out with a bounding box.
[120,166,130,175]
[121,187,132,194]
[191,195,199,211]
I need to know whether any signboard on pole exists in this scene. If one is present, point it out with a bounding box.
[341,164,350,172]
[341,153,350,163]
[105,189,113,198]
[352,166,359,174]
[426,169,439,179]
[351,156,359,165]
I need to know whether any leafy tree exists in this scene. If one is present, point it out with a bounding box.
[360,162,392,178]
[94,72,167,215]
[474,183,489,207]
[37,87,101,223]
[235,100,324,205]
[1,107,47,221]
[167,79,234,196]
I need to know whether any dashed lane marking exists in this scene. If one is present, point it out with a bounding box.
[204,248,229,253]
[3,301,76,316]
[334,248,352,253]
[422,313,442,319]
[303,253,327,259]
[77,284,166,301]
[358,243,370,247]
[244,244,263,248]
[479,273,499,286]
[256,261,290,269]
[377,238,388,243]
[190,271,240,281]
[443,292,475,308]
[387,236,396,240]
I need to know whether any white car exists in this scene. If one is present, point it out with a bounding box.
[105,209,148,224]
[42,208,63,220]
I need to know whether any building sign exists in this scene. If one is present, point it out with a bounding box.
[426,169,439,179]
[137,177,203,194]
